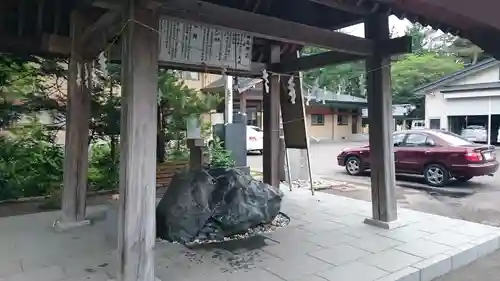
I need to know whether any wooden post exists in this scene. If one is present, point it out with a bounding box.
[364,13,398,228]
[117,1,159,280]
[224,75,233,124]
[239,91,247,116]
[263,45,281,187]
[187,139,204,170]
[56,10,91,230]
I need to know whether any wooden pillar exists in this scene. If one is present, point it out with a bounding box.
[239,91,247,117]
[263,45,281,187]
[187,139,204,170]
[57,10,91,230]
[117,1,159,280]
[364,13,398,227]
[224,75,234,124]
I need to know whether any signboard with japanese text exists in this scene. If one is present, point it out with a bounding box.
[158,17,253,71]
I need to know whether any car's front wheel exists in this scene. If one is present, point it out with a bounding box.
[345,156,363,176]
[424,164,450,187]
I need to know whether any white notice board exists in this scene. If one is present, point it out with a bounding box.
[159,17,253,71]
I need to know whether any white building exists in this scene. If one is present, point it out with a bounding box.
[417,58,500,142]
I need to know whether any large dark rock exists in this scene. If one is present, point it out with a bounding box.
[156,168,284,244]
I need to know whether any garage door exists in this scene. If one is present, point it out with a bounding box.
[446,97,489,116]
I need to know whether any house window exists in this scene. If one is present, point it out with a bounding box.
[429,119,441,129]
[311,114,325,126]
[181,71,200,80]
[337,115,348,126]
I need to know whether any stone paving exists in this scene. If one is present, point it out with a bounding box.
[1,187,500,281]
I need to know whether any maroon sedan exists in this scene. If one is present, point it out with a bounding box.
[337,129,499,187]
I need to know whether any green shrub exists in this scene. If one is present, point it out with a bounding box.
[88,142,119,190]
[166,142,190,162]
[209,137,235,169]
[0,124,63,200]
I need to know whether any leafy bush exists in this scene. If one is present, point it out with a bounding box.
[88,142,119,190]
[0,124,63,200]
[209,138,235,169]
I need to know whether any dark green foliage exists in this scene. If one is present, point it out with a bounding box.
[209,138,235,169]
[0,123,64,200]
[0,52,233,200]
[301,24,468,119]
[88,142,119,190]
[157,70,221,162]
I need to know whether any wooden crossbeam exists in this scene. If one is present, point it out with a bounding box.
[0,33,70,56]
[272,36,412,73]
[157,0,374,56]
[76,10,122,58]
[308,0,370,14]
[87,0,163,10]
[382,35,412,56]
[43,34,72,55]
[272,52,361,73]
[108,45,266,77]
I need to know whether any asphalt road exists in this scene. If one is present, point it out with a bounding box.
[247,142,500,227]
[249,142,500,281]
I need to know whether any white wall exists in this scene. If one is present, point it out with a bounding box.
[425,91,448,129]
[425,64,500,129]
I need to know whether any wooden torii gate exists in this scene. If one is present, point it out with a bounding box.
[3,0,500,280]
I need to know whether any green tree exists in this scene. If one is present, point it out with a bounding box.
[403,23,442,54]
[391,53,464,104]
[157,70,220,162]
[391,53,464,117]
[0,55,41,128]
[445,37,489,65]
[0,120,64,200]
[301,47,365,97]
[300,24,467,120]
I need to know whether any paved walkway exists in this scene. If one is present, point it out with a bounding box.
[1,187,499,281]
[435,250,500,281]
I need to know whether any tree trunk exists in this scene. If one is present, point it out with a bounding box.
[110,134,118,185]
[110,135,117,163]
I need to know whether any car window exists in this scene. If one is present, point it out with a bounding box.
[404,134,429,147]
[466,125,485,130]
[393,133,405,146]
[434,131,473,146]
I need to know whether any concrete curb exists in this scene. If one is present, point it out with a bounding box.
[399,183,476,197]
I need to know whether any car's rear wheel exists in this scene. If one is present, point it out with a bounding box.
[456,176,473,182]
[424,164,450,187]
[345,156,363,176]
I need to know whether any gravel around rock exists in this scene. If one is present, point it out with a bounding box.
[289,179,357,190]
[165,212,290,246]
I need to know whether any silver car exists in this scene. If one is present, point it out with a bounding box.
[461,125,487,143]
